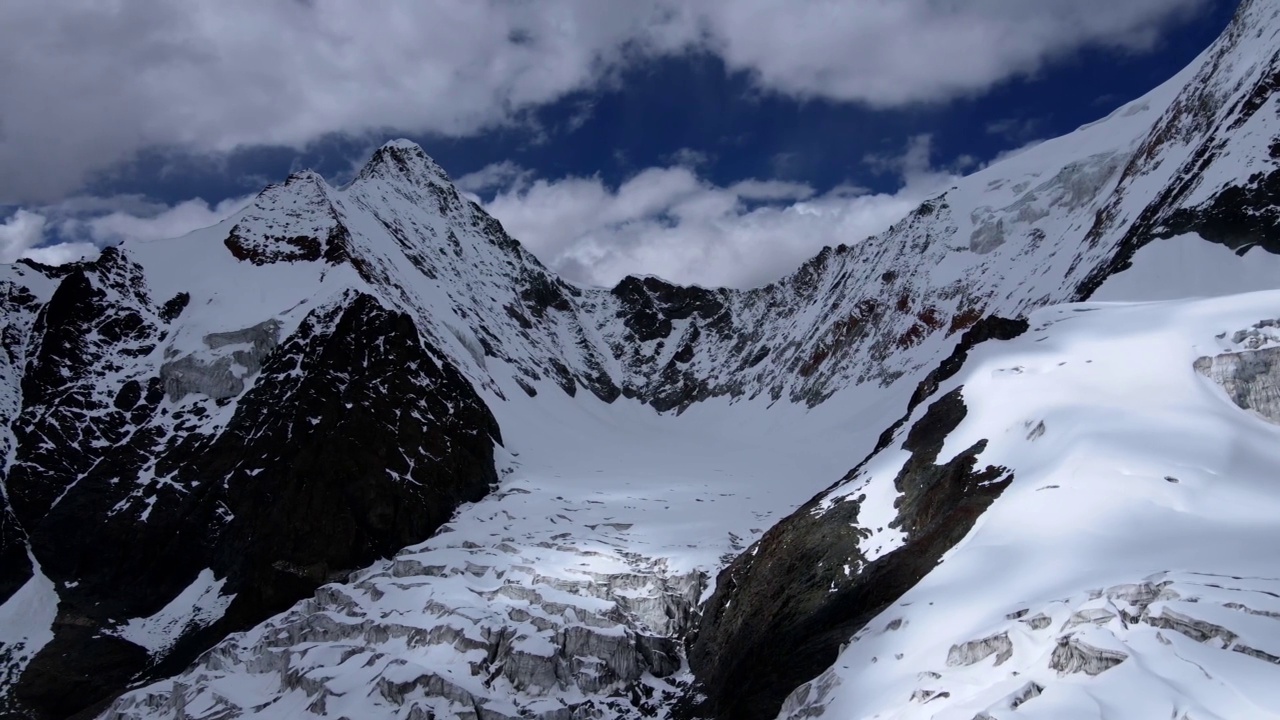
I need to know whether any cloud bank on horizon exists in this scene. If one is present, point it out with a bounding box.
[0,0,1215,285]
[461,136,959,288]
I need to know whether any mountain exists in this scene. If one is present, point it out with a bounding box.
[1,0,1279,717]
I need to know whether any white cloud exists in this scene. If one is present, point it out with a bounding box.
[865,135,938,178]
[0,209,98,265]
[481,138,955,288]
[0,194,250,267]
[455,162,535,195]
[21,241,98,267]
[693,0,1207,106]
[728,179,816,202]
[61,195,253,245]
[664,148,713,169]
[0,0,1209,202]
[0,209,49,262]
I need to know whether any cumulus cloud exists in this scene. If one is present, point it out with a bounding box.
[456,162,535,195]
[478,136,955,288]
[0,209,99,265]
[21,241,99,267]
[728,180,816,202]
[0,0,1209,202]
[0,210,50,262]
[693,0,1207,105]
[59,195,253,245]
[0,194,250,266]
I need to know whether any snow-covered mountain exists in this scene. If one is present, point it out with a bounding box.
[766,292,1280,720]
[1,0,1279,717]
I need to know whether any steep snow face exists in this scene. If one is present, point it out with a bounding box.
[1073,0,1280,288]
[579,73,1178,409]
[776,291,1280,720]
[1092,233,1280,301]
[580,0,1279,412]
[0,555,57,691]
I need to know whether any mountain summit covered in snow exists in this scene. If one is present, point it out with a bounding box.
[3,0,1280,718]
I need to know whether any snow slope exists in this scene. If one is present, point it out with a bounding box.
[1093,232,1280,301]
[0,555,56,691]
[779,291,1280,720]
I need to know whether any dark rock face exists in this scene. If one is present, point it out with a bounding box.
[221,172,351,268]
[197,292,500,627]
[610,276,729,345]
[3,278,501,718]
[224,230,323,264]
[685,326,1023,720]
[907,315,1031,411]
[608,276,736,411]
[8,249,164,524]
[1159,166,1280,254]
[0,263,57,606]
[0,508,28,607]
[13,629,148,720]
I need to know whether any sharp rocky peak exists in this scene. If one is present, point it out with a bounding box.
[352,138,453,189]
[214,139,499,271]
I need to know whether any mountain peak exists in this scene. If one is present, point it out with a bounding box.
[354,138,451,188]
[380,138,426,152]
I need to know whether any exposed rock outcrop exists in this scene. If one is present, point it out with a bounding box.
[4,287,500,719]
[685,316,1025,720]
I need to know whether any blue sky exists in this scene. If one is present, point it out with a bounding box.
[0,0,1239,287]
